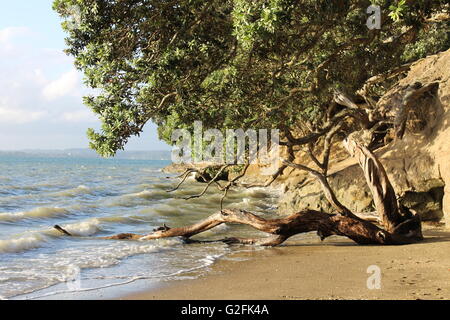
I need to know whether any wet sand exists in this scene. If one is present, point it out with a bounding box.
[123,227,450,300]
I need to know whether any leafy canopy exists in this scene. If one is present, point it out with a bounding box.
[53,0,450,156]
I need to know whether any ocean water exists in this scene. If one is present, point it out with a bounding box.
[0,155,279,299]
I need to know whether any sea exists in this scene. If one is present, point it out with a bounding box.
[0,155,280,300]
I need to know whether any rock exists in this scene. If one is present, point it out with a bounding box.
[194,166,229,183]
[162,163,194,174]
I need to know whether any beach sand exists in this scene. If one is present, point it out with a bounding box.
[123,227,450,300]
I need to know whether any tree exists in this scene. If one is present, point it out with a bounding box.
[53,0,449,246]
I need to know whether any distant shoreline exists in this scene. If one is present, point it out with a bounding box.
[0,149,172,161]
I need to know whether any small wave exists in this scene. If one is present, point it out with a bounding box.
[140,168,161,173]
[0,207,69,222]
[57,219,101,237]
[22,241,220,300]
[138,183,170,190]
[108,190,172,207]
[127,189,171,200]
[0,237,184,298]
[164,252,225,280]
[99,215,150,225]
[50,185,92,198]
[107,190,171,207]
[0,234,47,254]
[241,188,271,199]
[150,202,212,216]
[200,254,222,267]
[2,185,41,192]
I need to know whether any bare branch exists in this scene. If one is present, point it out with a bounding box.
[282,160,357,219]
[183,165,230,200]
[156,92,177,111]
[307,142,323,170]
[220,187,229,211]
[220,163,250,209]
[357,63,412,99]
[321,122,344,175]
[281,108,364,147]
[167,168,197,192]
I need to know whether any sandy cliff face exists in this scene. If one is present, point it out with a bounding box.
[271,49,450,225]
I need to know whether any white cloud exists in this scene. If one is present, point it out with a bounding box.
[61,109,98,123]
[0,27,95,127]
[33,69,47,86]
[0,26,93,127]
[42,69,80,101]
[0,26,29,43]
[0,27,31,56]
[0,25,157,150]
[0,106,46,124]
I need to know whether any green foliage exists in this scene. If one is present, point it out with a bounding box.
[389,0,408,22]
[53,0,450,157]
[402,22,450,62]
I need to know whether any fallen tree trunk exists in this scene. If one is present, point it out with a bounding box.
[54,208,420,246]
[131,208,420,245]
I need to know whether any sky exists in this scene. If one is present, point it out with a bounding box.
[0,1,170,151]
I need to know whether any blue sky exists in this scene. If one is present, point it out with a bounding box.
[0,1,170,151]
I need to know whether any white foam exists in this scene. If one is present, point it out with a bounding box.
[129,190,153,198]
[201,254,222,266]
[51,185,91,197]
[24,247,223,300]
[140,168,159,173]
[0,234,47,254]
[124,189,170,200]
[61,219,101,236]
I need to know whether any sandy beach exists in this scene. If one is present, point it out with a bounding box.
[124,226,450,300]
